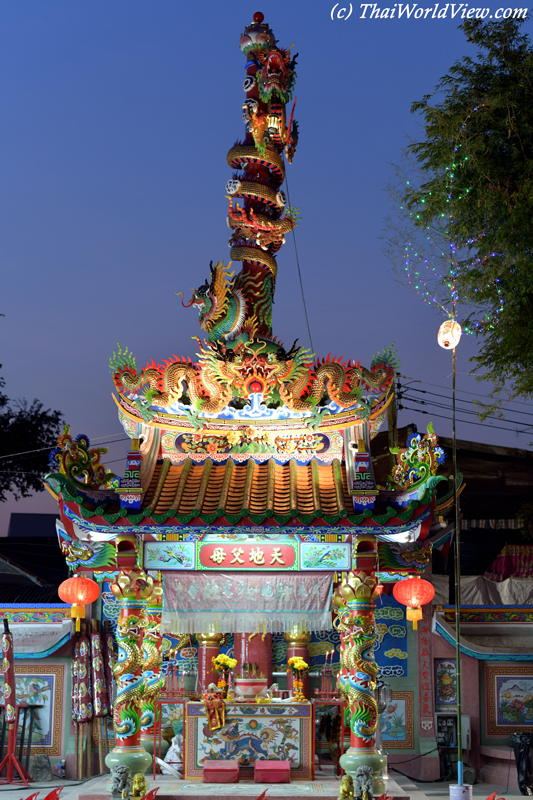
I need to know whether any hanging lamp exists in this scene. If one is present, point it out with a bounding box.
[58,574,100,631]
[393,576,435,629]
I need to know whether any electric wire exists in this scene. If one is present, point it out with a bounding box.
[0,455,127,476]
[0,435,129,461]
[399,404,531,435]
[398,373,533,408]
[283,158,314,352]
[401,393,533,431]
[405,384,533,420]
[401,389,533,431]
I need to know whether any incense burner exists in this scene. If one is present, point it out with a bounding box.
[233,677,268,699]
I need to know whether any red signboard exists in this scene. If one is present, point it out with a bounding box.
[198,542,297,570]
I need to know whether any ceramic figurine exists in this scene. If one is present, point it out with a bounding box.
[131,773,147,799]
[111,764,132,800]
[354,766,374,800]
[339,774,354,800]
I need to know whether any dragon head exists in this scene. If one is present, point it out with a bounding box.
[190,279,214,329]
[186,261,234,333]
[117,615,142,642]
[256,47,296,103]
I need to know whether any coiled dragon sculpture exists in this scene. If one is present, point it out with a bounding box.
[112,572,155,741]
[140,585,165,735]
[113,611,144,738]
[333,572,381,743]
[110,13,399,428]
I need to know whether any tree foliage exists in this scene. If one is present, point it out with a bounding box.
[402,17,533,403]
[0,367,63,502]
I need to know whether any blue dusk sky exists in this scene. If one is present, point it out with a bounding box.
[1,1,532,533]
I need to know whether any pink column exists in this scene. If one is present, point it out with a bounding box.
[234,632,273,684]
[284,631,311,698]
[196,633,224,692]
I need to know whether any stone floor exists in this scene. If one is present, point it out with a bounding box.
[77,772,409,800]
[0,771,523,800]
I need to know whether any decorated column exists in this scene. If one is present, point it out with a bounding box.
[140,581,166,757]
[333,537,386,793]
[234,632,273,686]
[104,571,154,775]
[196,633,224,692]
[284,630,310,698]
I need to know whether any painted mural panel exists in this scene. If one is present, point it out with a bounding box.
[435,659,457,706]
[144,541,195,570]
[299,542,351,571]
[486,666,533,736]
[184,702,312,779]
[101,580,119,638]
[0,665,64,755]
[380,691,414,749]
[374,595,408,677]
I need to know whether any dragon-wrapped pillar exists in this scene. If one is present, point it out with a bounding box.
[104,571,154,776]
[333,537,386,793]
[140,581,166,758]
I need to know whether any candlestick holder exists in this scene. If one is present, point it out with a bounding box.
[314,662,340,700]
[162,664,195,699]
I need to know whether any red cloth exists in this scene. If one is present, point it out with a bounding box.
[202,690,225,731]
[90,630,109,717]
[484,544,533,581]
[203,760,240,783]
[254,760,291,783]
[1,629,16,725]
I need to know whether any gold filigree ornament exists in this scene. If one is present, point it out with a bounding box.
[333,571,382,606]
[112,570,155,602]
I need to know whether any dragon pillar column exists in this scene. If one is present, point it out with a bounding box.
[104,571,154,776]
[334,537,386,793]
[196,633,224,692]
[140,581,167,759]
[284,631,310,698]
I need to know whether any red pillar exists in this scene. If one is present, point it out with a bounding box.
[234,632,273,684]
[284,631,311,698]
[196,633,224,692]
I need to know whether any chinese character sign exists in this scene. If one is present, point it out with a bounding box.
[418,609,434,731]
[198,542,296,570]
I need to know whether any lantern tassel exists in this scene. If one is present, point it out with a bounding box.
[406,606,423,629]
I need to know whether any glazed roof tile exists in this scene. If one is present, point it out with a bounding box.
[142,458,350,520]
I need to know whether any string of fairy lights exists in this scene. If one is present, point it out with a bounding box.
[393,103,504,335]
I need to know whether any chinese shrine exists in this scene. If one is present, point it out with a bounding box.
[42,10,454,799]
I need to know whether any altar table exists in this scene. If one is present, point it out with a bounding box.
[184,701,313,780]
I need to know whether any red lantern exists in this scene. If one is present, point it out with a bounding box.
[58,575,100,631]
[393,577,435,629]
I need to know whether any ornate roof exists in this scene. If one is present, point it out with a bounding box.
[47,461,436,530]
[44,13,449,542]
[143,457,349,521]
